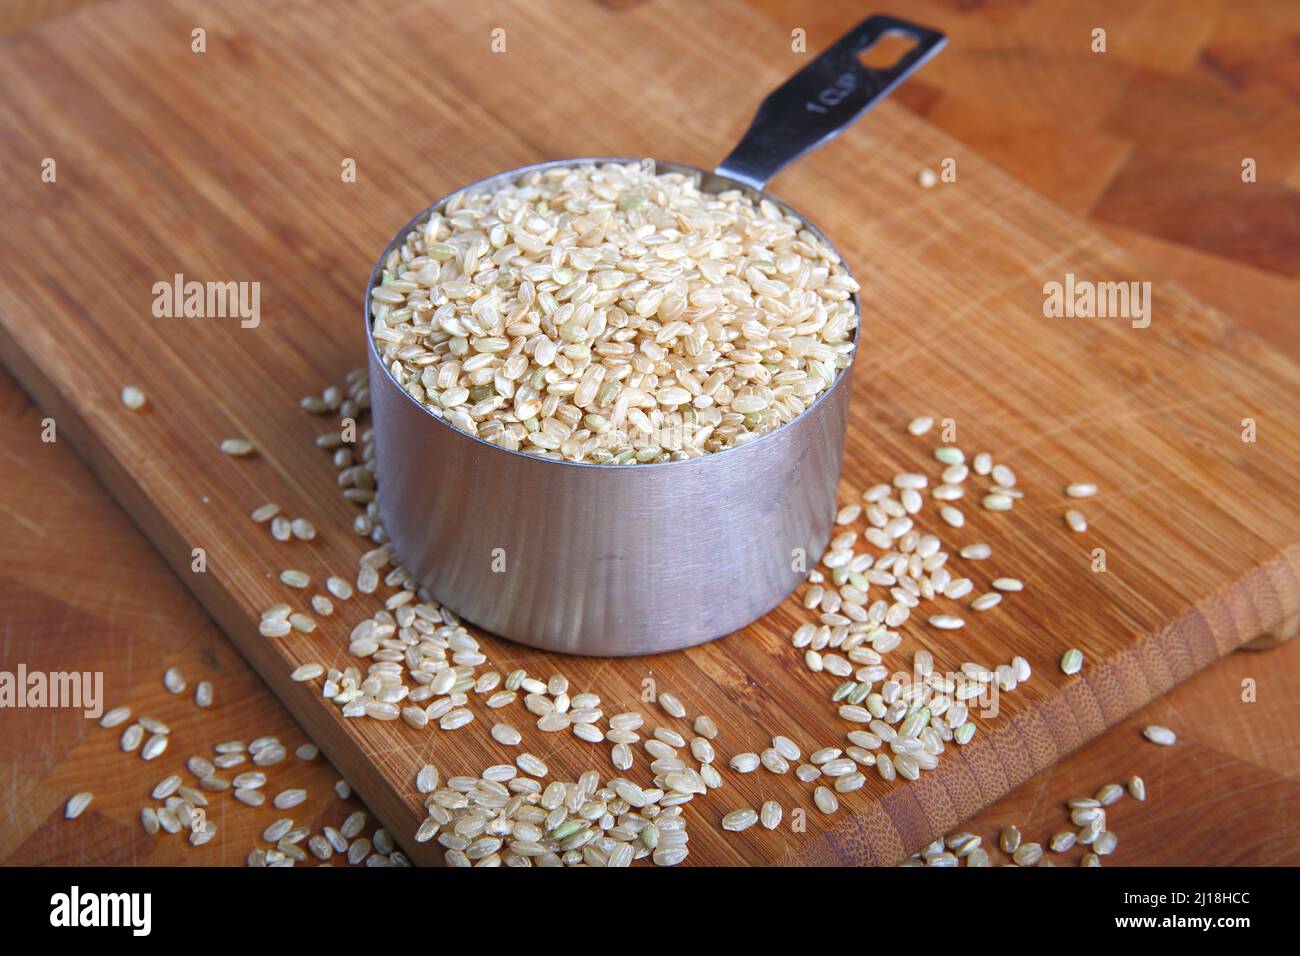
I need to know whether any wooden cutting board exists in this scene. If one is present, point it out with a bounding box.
[1,0,1297,866]
[7,352,1297,868]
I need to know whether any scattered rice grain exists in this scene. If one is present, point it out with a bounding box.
[65,792,93,819]
[1143,724,1176,746]
[220,438,254,457]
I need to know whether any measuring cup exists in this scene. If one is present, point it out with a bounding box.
[365,14,945,656]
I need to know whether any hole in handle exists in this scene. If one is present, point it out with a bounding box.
[858,30,920,71]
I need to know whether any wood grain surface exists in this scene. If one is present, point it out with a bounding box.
[756,0,1300,364]
[1,0,1298,866]
[0,362,380,866]
[6,350,1296,866]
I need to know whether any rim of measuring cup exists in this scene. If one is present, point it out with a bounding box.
[363,156,861,472]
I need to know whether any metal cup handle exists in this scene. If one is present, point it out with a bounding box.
[715,15,946,191]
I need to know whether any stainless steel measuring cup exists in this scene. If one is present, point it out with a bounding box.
[365,15,945,656]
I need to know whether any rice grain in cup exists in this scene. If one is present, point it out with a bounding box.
[370,162,859,465]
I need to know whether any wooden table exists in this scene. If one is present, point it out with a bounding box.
[0,364,381,865]
[2,0,1298,866]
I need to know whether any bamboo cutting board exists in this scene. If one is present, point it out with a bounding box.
[1,0,1298,866]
